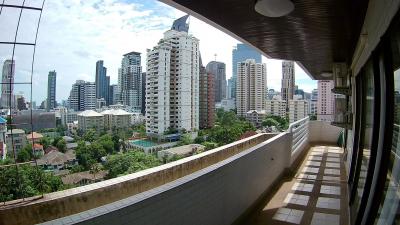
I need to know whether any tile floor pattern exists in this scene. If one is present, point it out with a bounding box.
[248,146,349,225]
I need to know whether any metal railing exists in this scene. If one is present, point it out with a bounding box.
[288,116,310,153]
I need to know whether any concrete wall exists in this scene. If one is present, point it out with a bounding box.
[0,133,276,225]
[309,121,343,144]
[42,133,291,225]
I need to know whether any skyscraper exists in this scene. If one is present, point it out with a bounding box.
[146,15,199,137]
[95,60,108,103]
[118,52,142,112]
[199,56,215,129]
[310,89,318,116]
[141,72,146,115]
[67,80,96,111]
[232,44,262,98]
[1,59,15,109]
[317,80,335,121]
[281,61,295,110]
[110,84,119,106]
[236,59,267,117]
[46,70,57,111]
[206,61,226,103]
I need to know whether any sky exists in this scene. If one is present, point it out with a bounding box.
[0,0,316,103]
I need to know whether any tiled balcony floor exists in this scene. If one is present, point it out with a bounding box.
[245,146,349,225]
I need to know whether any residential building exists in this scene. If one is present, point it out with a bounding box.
[0,117,6,159]
[67,80,96,111]
[199,57,215,129]
[95,60,109,105]
[265,99,287,118]
[47,70,57,111]
[37,149,77,173]
[294,85,304,99]
[245,110,267,127]
[5,129,26,154]
[96,98,106,109]
[317,80,335,121]
[141,72,146,115]
[1,59,15,109]
[59,109,79,125]
[236,59,266,117]
[281,61,295,110]
[16,96,27,111]
[118,52,142,112]
[310,88,318,116]
[77,110,104,132]
[100,109,132,130]
[206,61,226,103]
[26,132,43,144]
[146,15,199,137]
[231,43,262,99]
[227,77,235,99]
[288,99,309,123]
[110,84,119,106]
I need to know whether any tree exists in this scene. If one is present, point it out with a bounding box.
[202,141,218,150]
[97,134,114,154]
[178,134,192,146]
[83,129,96,142]
[39,136,51,149]
[56,139,67,153]
[262,118,280,127]
[17,145,32,162]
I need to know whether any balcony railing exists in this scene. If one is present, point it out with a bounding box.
[0,120,342,225]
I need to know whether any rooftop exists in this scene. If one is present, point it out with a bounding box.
[161,144,205,156]
[26,132,44,140]
[78,110,103,117]
[100,109,132,116]
[6,129,25,135]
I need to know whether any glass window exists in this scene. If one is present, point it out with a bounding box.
[374,18,400,225]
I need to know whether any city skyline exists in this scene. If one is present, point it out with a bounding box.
[0,0,316,103]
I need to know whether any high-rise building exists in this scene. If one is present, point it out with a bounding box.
[95,60,108,103]
[67,80,96,111]
[1,59,15,109]
[146,15,199,137]
[17,96,27,111]
[105,76,110,105]
[232,44,262,99]
[110,84,119,106]
[310,89,318,116]
[236,59,267,117]
[289,99,309,123]
[281,61,295,110]
[118,52,142,112]
[46,70,57,111]
[317,80,335,121]
[199,56,215,129]
[206,61,226,103]
[141,72,146,115]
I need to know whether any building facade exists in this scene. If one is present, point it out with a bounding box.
[310,88,318,116]
[245,110,267,127]
[281,61,295,110]
[95,60,110,105]
[199,61,215,129]
[118,52,142,112]
[236,59,267,117]
[317,80,335,121]
[1,59,15,109]
[68,80,96,111]
[101,109,132,130]
[288,100,309,123]
[232,43,262,99]
[265,99,287,118]
[47,70,57,111]
[77,110,104,132]
[5,129,26,155]
[146,15,199,137]
[206,61,226,103]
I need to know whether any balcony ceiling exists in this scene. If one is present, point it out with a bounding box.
[161,0,368,80]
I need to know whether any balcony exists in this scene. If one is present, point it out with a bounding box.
[0,118,344,225]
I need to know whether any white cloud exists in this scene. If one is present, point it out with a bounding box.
[0,0,316,103]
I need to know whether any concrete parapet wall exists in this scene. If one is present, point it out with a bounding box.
[309,121,343,144]
[42,133,291,225]
[0,133,277,225]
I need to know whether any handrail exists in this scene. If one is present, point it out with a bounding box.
[287,116,310,153]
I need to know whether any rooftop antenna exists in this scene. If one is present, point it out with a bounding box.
[214,54,217,61]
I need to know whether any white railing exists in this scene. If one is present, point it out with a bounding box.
[288,116,310,153]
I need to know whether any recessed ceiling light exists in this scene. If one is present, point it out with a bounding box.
[255,0,294,17]
[320,72,333,78]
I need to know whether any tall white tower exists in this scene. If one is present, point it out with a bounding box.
[281,61,295,110]
[146,15,199,137]
[236,59,267,117]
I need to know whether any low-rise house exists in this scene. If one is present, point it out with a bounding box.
[37,150,77,173]
[32,143,44,156]
[157,144,205,160]
[61,170,108,186]
[26,132,43,143]
[245,110,268,127]
[5,129,26,154]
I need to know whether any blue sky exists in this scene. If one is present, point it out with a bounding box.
[0,0,316,103]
